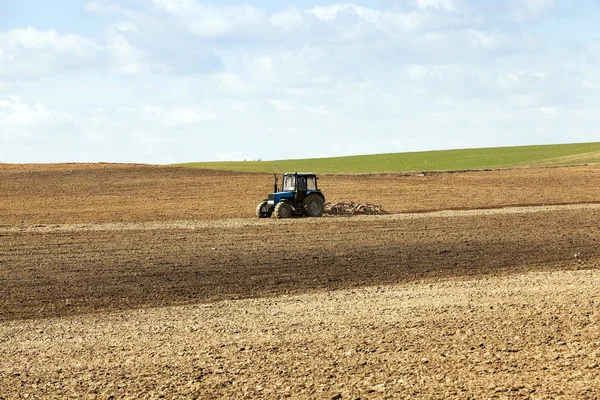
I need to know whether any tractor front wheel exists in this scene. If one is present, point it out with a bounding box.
[274,201,293,219]
[303,194,324,217]
[256,201,272,218]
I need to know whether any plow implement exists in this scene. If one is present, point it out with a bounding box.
[324,201,388,215]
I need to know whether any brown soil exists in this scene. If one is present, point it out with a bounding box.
[2,163,599,224]
[2,270,599,399]
[1,163,600,399]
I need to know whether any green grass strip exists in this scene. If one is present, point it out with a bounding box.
[175,142,600,174]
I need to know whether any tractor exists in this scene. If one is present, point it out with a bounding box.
[256,172,325,218]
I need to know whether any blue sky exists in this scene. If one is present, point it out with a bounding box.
[1,0,599,163]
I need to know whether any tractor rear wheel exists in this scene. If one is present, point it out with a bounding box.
[302,194,324,217]
[274,201,293,219]
[256,201,272,218]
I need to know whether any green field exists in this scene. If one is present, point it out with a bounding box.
[177,142,600,174]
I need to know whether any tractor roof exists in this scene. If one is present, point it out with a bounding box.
[284,172,316,176]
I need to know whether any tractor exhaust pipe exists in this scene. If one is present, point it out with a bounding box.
[273,173,278,193]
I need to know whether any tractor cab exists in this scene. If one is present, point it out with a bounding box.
[282,173,318,192]
[257,172,325,219]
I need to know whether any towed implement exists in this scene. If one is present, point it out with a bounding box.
[256,172,325,218]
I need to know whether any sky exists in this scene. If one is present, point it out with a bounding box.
[1,0,599,164]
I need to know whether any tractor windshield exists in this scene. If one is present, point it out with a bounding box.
[283,175,295,191]
[282,174,318,191]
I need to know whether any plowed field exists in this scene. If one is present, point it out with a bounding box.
[1,163,600,399]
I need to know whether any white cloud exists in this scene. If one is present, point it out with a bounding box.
[468,29,506,50]
[2,0,599,163]
[216,72,254,94]
[381,11,426,32]
[106,22,146,74]
[0,97,58,128]
[508,94,542,108]
[0,27,102,76]
[82,0,535,57]
[150,1,267,38]
[269,99,293,112]
[309,3,381,26]
[495,71,547,88]
[85,0,128,15]
[415,0,458,12]
[150,0,193,14]
[304,104,336,115]
[269,7,304,31]
[101,20,223,75]
[163,108,217,126]
[581,80,600,90]
[308,4,348,21]
[464,29,541,55]
[0,80,13,92]
[405,64,431,80]
[89,0,263,39]
[142,105,218,126]
[0,98,73,161]
[2,27,94,53]
[309,4,424,32]
[510,0,557,21]
[540,106,558,116]
[523,0,554,14]
[243,55,276,82]
[83,130,112,143]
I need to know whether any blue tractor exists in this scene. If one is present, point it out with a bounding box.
[256,172,325,218]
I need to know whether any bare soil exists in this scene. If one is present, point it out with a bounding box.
[1,163,600,399]
[1,163,599,224]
